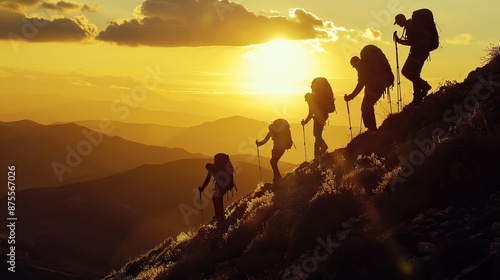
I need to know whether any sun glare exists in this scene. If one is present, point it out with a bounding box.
[243,40,313,95]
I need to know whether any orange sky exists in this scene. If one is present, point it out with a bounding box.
[1,0,499,126]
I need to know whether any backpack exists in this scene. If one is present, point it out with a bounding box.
[412,9,439,52]
[360,45,394,91]
[311,77,336,114]
[269,118,293,150]
[211,153,236,194]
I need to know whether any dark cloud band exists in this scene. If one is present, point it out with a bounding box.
[0,9,97,42]
[97,0,335,47]
[0,0,98,12]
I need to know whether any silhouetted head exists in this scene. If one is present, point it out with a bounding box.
[350,56,361,69]
[304,92,313,102]
[205,163,214,172]
[311,77,333,96]
[394,14,406,27]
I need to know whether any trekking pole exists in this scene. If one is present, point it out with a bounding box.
[359,116,363,134]
[256,144,263,183]
[387,88,393,114]
[199,189,204,225]
[395,40,402,112]
[302,123,307,161]
[345,98,353,140]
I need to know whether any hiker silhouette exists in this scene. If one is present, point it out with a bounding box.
[198,153,235,229]
[256,118,293,183]
[301,77,335,158]
[394,11,436,105]
[344,45,393,131]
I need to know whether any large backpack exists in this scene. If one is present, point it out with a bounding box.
[360,45,394,92]
[311,77,336,114]
[412,9,439,52]
[211,153,236,194]
[269,118,293,150]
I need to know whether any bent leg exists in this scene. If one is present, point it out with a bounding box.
[212,195,224,226]
[402,56,418,82]
[313,120,328,158]
[361,93,378,131]
[402,55,427,103]
[270,148,285,181]
[405,54,429,104]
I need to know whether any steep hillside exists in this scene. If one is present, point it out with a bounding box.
[105,54,500,279]
[0,158,274,278]
[0,120,203,192]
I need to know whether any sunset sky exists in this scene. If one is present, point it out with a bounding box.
[1,0,499,126]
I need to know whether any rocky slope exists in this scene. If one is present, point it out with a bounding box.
[104,52,500,280]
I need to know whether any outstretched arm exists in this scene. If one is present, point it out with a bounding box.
[345,67,365,102]
[393,30,410,46]
[256,131,271,147]
[301,103,314,125]
[199,172,211,192]
[345,82,364,101]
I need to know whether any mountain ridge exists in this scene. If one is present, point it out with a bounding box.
[0,120,204,193]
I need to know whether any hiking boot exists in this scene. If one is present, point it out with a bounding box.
[421,81,431,97]
[410,99,422,106]
[314,144,328,159]
[410,92,423,105]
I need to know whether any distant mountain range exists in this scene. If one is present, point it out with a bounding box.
[0,120,205,193]
[71,116,355,164]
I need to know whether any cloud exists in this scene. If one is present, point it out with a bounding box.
[97,0,342,47]
[289,8,323,27]
[40,1,98,12]
[139,0,185,20]
[0,0,97,12]
[0,9,97,42]
[73,79,95,87]
[445,33,472,45]
[361,27,382,41]
[0,0,39,11]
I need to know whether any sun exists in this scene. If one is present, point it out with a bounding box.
[243,39,313,95]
